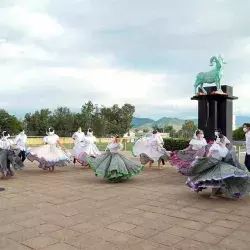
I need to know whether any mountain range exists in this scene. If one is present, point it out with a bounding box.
[132,116,250,130]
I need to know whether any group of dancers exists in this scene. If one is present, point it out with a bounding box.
[1,124,250,200]
[132,126,250,199]
[0,127,143,183]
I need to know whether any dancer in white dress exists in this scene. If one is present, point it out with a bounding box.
[76,128,101,166]
[132,130,171,169]
[0,131,24,178]
[27,128,71,172]
[0,131,14,150]
[72,127,85,164]
[14,130,27,162]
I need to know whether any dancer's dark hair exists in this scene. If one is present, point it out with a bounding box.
[243,123,250,128]
[195,130,201,136]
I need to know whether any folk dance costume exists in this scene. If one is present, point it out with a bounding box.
[243,123,250,171]
[87,136,143,182]
[72,127,85,164]
[186,134,250,199]
[0,131,24,178]
[208,128,231,151]
[14,130,27,162]
[132,130,171,169]
[27,128,71,171]
[75,129,101,166]
[170,129,207,175]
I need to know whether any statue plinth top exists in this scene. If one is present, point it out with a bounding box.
[191,84,238,101]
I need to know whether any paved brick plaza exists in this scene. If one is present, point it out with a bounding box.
[0,152,250,249]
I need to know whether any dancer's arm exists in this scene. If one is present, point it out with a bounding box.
[181,144,192,152]
[13,135,20,145]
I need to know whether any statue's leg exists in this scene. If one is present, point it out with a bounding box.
[194,85,197,95]
[194,81,198,95]
[216,79,223,92]
[200,83,207,94]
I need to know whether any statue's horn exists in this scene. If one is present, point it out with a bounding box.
[209,56,216,66]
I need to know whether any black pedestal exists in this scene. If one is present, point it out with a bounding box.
[191,85,238,142]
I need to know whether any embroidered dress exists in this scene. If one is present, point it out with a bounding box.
[186,143,250,199]
[132,135,169,164]
[0,134,23,177]
[88,140,143,182]
[74,132,101,166]
[170,136,207,175]
[27,133,70,170]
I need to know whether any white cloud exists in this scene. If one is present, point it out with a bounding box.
[0,56,190,112]
[0,0,250,119]
[0,6,63,39]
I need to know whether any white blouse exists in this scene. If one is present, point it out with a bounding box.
[108,142,123,153]
[0,137,14,150]
[14,133,27,151]
[209,143,229,159]
[43,134,59,145]
[189,138,207,150]
[72,132,85,144]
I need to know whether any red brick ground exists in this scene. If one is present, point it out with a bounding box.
[0,152,249,249]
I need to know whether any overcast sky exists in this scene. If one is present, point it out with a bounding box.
[1,0,250,119]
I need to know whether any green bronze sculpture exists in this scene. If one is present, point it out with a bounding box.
[194,55,226,95]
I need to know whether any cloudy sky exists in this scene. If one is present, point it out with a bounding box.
[1,0,250,120]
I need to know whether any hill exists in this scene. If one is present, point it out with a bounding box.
[131,117,154,127]
[131,115,250,131]
[132,117,198,131]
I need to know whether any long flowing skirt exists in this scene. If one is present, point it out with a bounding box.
[132,138,166,164]
[87,152,143,182]
[170,148,206,175]
[139,148,171,165]
[186,154,250,199]
[0,149,24,177]
[27,144,71,169]
[73,142,101,165]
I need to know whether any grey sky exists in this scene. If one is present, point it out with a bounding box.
[0,0,250,119]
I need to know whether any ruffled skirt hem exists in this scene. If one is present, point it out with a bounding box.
[186,158,250,199]
[27,153,70,169]
[87,152,143,182]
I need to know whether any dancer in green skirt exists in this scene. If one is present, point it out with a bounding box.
[87,136,143,182]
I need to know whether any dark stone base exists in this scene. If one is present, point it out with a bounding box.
[191,85,238,142]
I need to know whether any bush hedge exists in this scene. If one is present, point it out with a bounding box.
[163,138,189,151]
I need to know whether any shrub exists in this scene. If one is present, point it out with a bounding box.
[163,138,189,151]
[233,127,245,141]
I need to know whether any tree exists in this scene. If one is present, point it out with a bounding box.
[233,126,245,140]
[101,103,135,136]
[152,125,160,132]
[143,128,149,133]
[81,101,95,130]
[181,120,197,135]
[180,120,197,138]
[51,107,75,136]
[24,109,52,136]
[0,109,22,134]
[120,103,135,133]
[163,125,174,133]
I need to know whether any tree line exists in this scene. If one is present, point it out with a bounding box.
[0,102,245,139]
[0,102,135,137]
